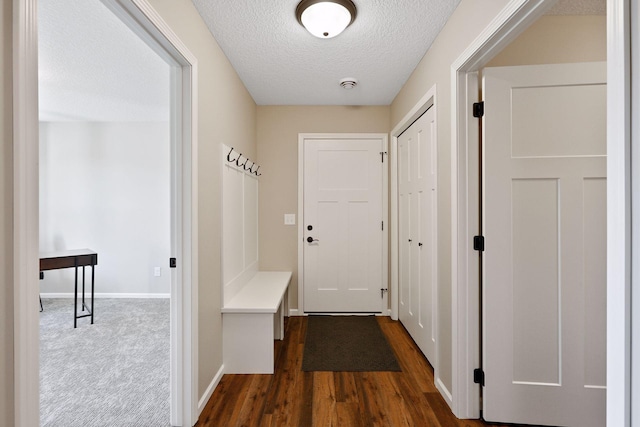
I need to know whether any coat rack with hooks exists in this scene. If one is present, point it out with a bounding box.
[225,146,262,176]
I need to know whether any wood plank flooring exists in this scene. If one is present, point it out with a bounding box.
[198,316,512,427]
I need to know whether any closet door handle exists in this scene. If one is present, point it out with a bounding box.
[307,237,319,243]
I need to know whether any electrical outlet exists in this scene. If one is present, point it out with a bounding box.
[284,214,296,225]
[154,267,161,277]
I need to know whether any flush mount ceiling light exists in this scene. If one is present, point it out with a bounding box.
[296,0,357,39]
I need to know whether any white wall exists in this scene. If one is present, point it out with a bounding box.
[39,121,171,296]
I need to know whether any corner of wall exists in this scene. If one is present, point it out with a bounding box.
[1,0,14,423]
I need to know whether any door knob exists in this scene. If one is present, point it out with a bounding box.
[307,236,319,243]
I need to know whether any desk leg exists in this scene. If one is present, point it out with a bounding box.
[81,266,85,312]
[91,265,95,324]
[74,266,78,329]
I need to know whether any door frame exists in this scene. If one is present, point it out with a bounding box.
[390,87,440,395]
[297,133,389,315]
[632,0,639,423]
[390,85,437,324]
[12,1,200,426]
[450,0,632,422]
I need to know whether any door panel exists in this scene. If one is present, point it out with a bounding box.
[398,106,437,365]
[511,178,560,384]
[303,137,384,312]
[482,62,606,426]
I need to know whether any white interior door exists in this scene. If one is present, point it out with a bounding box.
[303,136,384,313]
[482,62,606,426]
[398,107,438,365]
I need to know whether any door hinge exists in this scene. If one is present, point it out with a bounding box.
[473,235,485,252]
[473,101,484,118]
[380,151,387,163]
[169,258,177,268]
[382,221,384,231]
[474,368,485,386]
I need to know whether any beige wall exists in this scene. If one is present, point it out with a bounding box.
[257,106,391,308]
[1,0,13,424]
[390,0,511,396]
[146,0,257,399]
[487,15,606,67]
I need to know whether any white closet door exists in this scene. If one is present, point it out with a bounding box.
[482,62,606,426]
[398,106,437,365]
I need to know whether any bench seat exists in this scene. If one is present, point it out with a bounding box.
[221,271,291,314]
[222,271,291,374]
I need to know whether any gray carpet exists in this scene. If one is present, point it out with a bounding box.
[40,298,170,427]
[302,315,401,372]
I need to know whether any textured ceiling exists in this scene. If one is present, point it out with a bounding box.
[547,0,606,15]
[38,0,169,121]
[38,0,606,120]
[191,0,462,106]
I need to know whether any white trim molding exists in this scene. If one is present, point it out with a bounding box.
[297,133,389,316]
[116,1,200,425]
[630,1,640,424]
[13,0,41,425]
[198,365,225,417]
[40,293,172,299]
[607,0,632,426]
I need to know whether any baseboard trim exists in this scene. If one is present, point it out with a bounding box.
[198,364,225,416]
[436,376,454,410]
[287,309,392,317]
[40,293,171,299]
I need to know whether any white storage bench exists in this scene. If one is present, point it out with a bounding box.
[222,271,292,374]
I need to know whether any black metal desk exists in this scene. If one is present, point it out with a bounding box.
[40,249,98,328]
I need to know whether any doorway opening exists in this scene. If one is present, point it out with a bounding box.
[13,0,199,425]
[451,0,606,423]
[38,0,171,424]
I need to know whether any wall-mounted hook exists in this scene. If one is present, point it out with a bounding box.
[227,147,238,163]
[224,145,261,176]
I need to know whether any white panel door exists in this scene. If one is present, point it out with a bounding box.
[398,107,437,364]
[303,137,384,312]
[483,62,606,426]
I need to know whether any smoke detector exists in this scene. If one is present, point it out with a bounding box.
[339,78,358,89]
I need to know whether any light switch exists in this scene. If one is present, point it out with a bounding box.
[154,267,161,277]
[284,214,296,225]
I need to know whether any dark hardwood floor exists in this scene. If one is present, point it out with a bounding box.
[198,316,511,427]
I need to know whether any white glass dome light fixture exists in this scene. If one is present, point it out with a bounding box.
[296,0,357,39]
